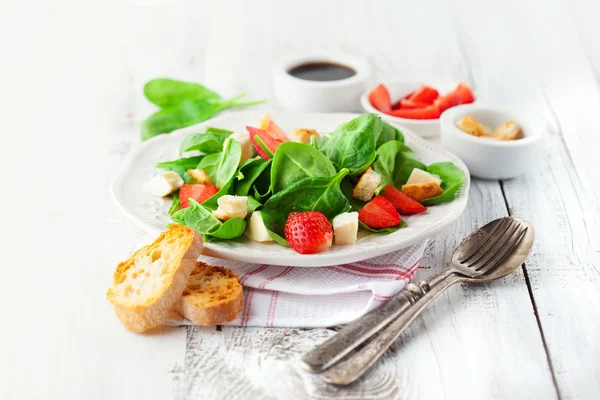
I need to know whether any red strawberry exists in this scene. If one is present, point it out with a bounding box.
[369,84,392,113]
[247,126,286,160]
[180,184,219,208]
[284,212,333,254]
[408,86,440,105]
[358,196,402,229]
[381,185,427,214]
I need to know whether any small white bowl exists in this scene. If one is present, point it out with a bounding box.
[272,53,371,112]
[360,78,464,137]
[440,104,543,180]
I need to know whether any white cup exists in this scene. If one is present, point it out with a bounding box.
[272,53,371,112]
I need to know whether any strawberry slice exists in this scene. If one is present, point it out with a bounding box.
[392,91,414,109]
[180,184,219,208]
[434,93,459,113]
[358,196,402,229]
[389,104,441,120]
[399,99,430,109]
[408,86,439,105]
[267,120,290,141]
[381,185,427,214]
[247,126,286,160]
[284,212,333,254]
[451,83,475,104]
[369,84,392,113]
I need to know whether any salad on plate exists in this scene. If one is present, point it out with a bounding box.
[145,113,465,254]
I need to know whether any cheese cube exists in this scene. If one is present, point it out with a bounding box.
[245,211,273,242]
[229,132,253,164]
[406,168,442,186]
[333,212,359,245]
[144,171,184,197]
[212,195,248,221]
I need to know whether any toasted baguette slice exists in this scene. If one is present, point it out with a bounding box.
[175,262,244,326]
[107,225,203,332]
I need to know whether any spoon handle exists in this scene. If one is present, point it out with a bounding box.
[320,272,463,385]
[301,269,454,373]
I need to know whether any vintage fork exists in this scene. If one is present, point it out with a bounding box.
[301,217,528,375]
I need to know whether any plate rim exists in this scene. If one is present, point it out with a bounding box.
[112,111,470,267]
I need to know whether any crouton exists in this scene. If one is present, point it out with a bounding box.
[353,167,381,202]
[401,182,444,202]
[456,116,492,137]
[290,128,320,144]
[492,121,522,140]
[187,169,213,185]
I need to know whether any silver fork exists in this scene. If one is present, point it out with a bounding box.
[316,217,532,385]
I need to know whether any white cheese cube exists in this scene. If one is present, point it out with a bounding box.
[333,212,359,245]
[144,171,184,197]
[229,132,253,164]
[406,168,442,185]
[212,195,248,221]
[245,211,273,242]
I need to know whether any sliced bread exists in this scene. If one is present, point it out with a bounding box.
[175,262,244,326]
[107,224,203,332]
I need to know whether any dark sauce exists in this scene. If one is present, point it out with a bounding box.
[287,62,356,82]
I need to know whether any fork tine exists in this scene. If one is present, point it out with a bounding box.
[459,218,514,264]
[458,218,512,263]
[466,220,519,270]
[473,226,528,275]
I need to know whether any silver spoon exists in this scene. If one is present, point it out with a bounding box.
[305,217,534,384]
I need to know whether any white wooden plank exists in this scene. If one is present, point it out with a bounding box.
[447,0,600,398]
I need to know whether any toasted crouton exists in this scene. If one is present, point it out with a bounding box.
[457,116,492,137]
[492,121,522,140]
[353,167,381,202]
[175,262,244,326]
[402,182,444,202]
[290,128,320,144]
[187,169,213,185]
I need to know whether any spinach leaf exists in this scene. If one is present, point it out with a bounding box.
[376,121,404,148]
[267,228,289,247]
[144,78,221,108]
[318,114,381,175]
[235,158,271,196]
[421,162,466,206]
[196,138,241,189]
[201,178,235,211]
[359,220,406,233]
[246,196,262,214]
[168,193,181,216]
[179,131,230,154]
[157,156,204,171]
[270,142,336,193]
[262,169,351,236]
[340,178,365,212]
[206,218,247,241]
[206,127,234,135]
[252,161,273,203]
[373,140,426,188]
[140,95,265,141]
[171,199,221,234]
[197,152,222,179]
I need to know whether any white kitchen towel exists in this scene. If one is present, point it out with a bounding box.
[131,235,427,328]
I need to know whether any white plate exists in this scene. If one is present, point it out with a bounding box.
[112,111,470,267]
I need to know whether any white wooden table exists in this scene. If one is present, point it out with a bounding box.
[1,0,599,398]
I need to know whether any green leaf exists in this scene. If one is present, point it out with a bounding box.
[262,169,351,237]
[235,158,271,196]
[179,131,230,154]
[246,196,262,214]
[266,227,289,247]
[168,193,181,216]
[251,161,273,203]
[373,140,426,188]
[376,121,404,148]
[340,178,366,212]
[421,162,466,206]
[171,198,221,234]
[196,139,241,189]
[156,156,204,171]
[359,220,406,233]
[144,78,221,108]
[318,114,381,175]
[270,142,337,193]
[206,218,247,240]
[205,127,234,136]
[197,152,222,179]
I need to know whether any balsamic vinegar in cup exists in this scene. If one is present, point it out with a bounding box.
[288,62,356,82]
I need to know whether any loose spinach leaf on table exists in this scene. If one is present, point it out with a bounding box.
[171,199,222,234]
[234,158,271,196]
[373,140,427,189]
[318,114,381,176]
[421,162,466,206]
[144,78,221,108]
[168,193,181,216]
[261,169,351,237]
[270,142,336,193]
[179,130,231,154]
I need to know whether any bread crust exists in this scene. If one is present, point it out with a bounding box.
[175,263,244,326]
[107,225,203,333]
